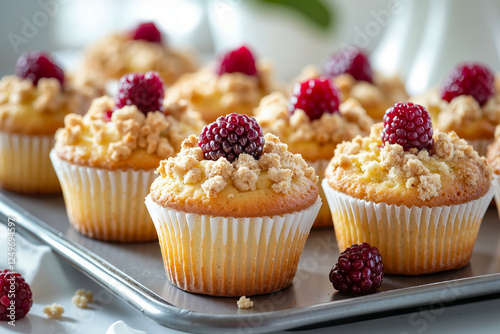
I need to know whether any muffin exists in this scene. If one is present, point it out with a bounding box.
[412,62,500,156]
[297,48,408,120]
[51,72,204,242]
[165,45,277,123]
[0,51,96,194]
[323,102,493,275]
[78,22,197,88]
[145,113,321,296]
[254,77,373,228]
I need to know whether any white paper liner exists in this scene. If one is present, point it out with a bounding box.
[466,138,492,156]
[50,150,157,242]
[322,178,494,275]
[0,131,60,193]
[145,195,321,297]
[307,159,332,228]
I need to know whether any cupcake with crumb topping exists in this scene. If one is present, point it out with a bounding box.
[323,102,493,275]
[254,77,373,228]
[0,51,96,194]
[412,62,500,155]
[78,22,197,89]
[51,71,203,242]
[165,46,278,123]
[297,48,408,121]
[145,113,321,296]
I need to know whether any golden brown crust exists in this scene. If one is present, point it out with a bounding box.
[0,76,93,136]
[412,88,500,140]
[254,92,373,161]
[80,33,198,85]
[166,62,278,123]
[326,123,492,207]
[54,96,204,170]
[150,133,319,217]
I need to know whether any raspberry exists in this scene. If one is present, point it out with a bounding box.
[382,102,434,152]
[115,71,164,114]
[329,243,383,295]
[323,48,373,83]
[15,51,65,87]
[289,77,341,120]
[440,62,495,106]
[215,46,257,76]
[0,270,33,321]
[199,113,264,163]
[132,22,162,43]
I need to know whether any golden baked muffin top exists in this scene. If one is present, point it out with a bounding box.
[150,133,319,217]
[254,91,373,161]
[81,30,197,86]
[412,88,500,140]
[296,65,408,120]
[0,75,91,136]
[412,63,500,141]
[326,123,492,207]
[165,46,279,123]
[54,96,204,170]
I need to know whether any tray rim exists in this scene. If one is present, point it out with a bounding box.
[2,193,500,334]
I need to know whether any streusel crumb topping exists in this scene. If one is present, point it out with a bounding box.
[254,92,373,144]
[413,88,500,138]
[166,61,275,109]
[81,33,197,85]
[55,96,203,167]
[156,133,317,197]
[0,76,91,134]
[330,123,492,201]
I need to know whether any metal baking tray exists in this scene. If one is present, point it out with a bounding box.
[1,189,500,333]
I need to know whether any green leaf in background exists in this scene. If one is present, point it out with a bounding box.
[255,0,333,31]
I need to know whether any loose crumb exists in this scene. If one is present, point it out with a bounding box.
[42,303,65,319]
[72,289,93,308]
[237,296,254,309]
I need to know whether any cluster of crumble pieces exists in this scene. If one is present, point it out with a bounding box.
[0,76,85,120]
[166,62,274,109]
[237,296,253,309]
[414,89,500,132]
[332,123,492,201]
[42,303,65,319]
[56,96,201,161]
[254,92,372,144]
[42,289,93,320]
[157,133,317,197]
[71,289,93,309]
[82,33,196,84]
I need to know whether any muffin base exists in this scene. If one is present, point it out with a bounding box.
[322,179,494,275]
[0,131,60,194]
[50,151,157,242]
[145,195,321,296]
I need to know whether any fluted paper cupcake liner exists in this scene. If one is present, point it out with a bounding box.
[307,159,332,228]
[145,195,322,296]
[322,179,494,275]
[50,150,157,242]
[0,131,60,194]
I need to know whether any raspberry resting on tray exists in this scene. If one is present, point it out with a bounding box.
[329,243,384,295]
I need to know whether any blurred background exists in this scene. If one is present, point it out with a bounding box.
[1,0,500,94]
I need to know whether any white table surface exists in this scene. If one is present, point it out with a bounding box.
[1,223,500,334]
